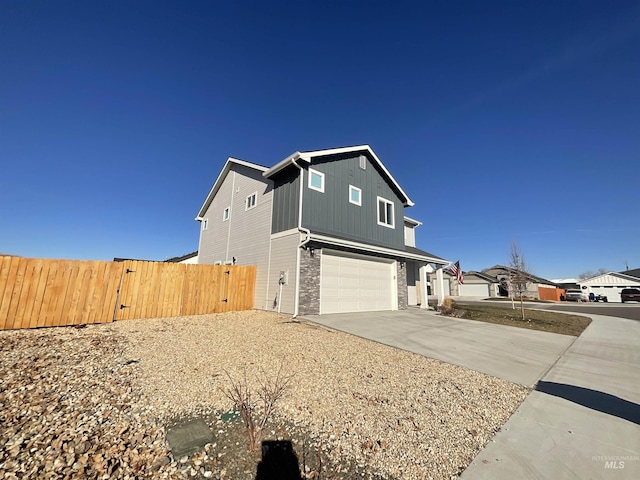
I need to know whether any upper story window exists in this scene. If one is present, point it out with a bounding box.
[308,168,325,193]
[246,192,257,210]
[223,207,230,221]
[349,185,362,206]
[202,219,208,231]
[377,196,395,228]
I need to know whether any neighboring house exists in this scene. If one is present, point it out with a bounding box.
[481,265,558,299]
[620,268,640,280]
[578,272,640,303]
[429,269,500,298]
[195,145,450,315]
[165,251,199,264]
[458,271,500,297]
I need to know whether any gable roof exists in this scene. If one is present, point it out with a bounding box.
[620,268,640,279]
[482,265,557,286]
[165,251,198,263]
[578,271,640,284]
[196,157,268,220]
[464,270,499,283]
[263,145,415,207]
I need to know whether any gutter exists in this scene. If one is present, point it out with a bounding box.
[291,157,305,318]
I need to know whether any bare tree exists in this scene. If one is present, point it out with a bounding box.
[508,240,530,321]
[577,268,608,280]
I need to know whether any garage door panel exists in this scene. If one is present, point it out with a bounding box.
[459,284,490,296]
[321,253,395,314]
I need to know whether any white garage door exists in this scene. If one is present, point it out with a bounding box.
[589,286,622,303]
[459,284,490,297]
[321,252,395,314]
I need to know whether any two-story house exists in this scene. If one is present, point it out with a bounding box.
[195,145,449,316]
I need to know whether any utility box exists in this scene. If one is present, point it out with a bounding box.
[279,270,288,285]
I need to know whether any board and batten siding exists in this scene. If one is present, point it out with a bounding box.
[267,231,300,314]
[198,164,273,310]
[271,167,300,234]
[302,154,405,250]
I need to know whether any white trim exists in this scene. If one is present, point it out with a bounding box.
[308,168,325,193]
[222,206,230,221]
[310,232,449,264]
[196,157,268,219]
[245,191,257,211]
[377,196,395,229]
[349,185,362,206]
[270,228,300,240]
[263,145,414,207]
[404,216,422,227]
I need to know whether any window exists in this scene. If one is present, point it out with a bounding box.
[202,219,208,230]
[246,192,257,210]
[349,185,361,206]
[377,196,395,228]
[223,207,230,221]
[359,155,366,170]
[308,168,325,193]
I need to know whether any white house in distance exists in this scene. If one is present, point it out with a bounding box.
[577,272,640,303]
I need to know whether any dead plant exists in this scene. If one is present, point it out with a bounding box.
[439,297,457,315]
[221,362,293,451]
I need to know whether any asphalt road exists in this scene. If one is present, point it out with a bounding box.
[538,302,640,321]
[456,300,640,321]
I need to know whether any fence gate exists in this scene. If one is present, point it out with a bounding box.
[114,260,255,321]
[0,256,256,329]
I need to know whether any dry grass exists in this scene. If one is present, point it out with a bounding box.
[452,303,591,336]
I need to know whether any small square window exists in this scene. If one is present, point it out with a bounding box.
[308,168,325,193]
[223,207,230,221]
[246,192,257,210]
[377,196,395,228]
[349,185,361,206]
[202,219,208,230]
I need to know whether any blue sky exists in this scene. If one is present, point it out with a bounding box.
[1,0,639,279]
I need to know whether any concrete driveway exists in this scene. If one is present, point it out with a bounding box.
[303,308,576,387]
[462,312,640,479]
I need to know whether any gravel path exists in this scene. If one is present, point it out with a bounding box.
[0,310,529,479]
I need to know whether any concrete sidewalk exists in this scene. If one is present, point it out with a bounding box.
[304,309,575,387]
[461,313,640,479]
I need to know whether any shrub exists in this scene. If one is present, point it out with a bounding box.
[439,297,457,316]
[221,363,293,451]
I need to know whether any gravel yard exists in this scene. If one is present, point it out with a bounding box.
[0,310,529,479]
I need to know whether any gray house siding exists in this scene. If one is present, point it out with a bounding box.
[404,224,416,247]
[197,164,273,310]
[267,231,300,314]
[197,170,234,266]
[271,168,300,234]
[301,154,405,249]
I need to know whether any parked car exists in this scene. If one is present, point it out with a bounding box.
[588,292,608,302]
[565,289,588,302]
[621,288,640,303]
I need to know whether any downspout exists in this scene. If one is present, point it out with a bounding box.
[290,156,308,318]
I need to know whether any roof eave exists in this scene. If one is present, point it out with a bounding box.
[196,157,268,219]
[263,145,415,206]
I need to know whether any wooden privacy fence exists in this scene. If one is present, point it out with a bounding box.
[538,286,566,302]
[0,256,256,330]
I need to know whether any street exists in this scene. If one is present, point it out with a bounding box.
[456,300,640,321]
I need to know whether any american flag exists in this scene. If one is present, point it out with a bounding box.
[449,261,464,284]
